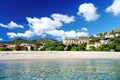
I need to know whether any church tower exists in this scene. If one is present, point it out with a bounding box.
[63,36,69,45]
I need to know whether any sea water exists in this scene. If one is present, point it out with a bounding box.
[0,59,120,80]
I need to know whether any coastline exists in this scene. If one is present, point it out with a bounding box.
[0,51,120,61]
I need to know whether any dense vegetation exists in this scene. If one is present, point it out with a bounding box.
[88,29,120,51]
[90,37,120,51]
[0,47,12,51]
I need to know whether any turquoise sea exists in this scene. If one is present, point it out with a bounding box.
[0,59,120,80]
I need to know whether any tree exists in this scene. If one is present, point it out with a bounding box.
[96,46,103,51]
[108,43,115,50]
[56,46,64,51]
[110,30,115,35]
[21,46,27,51]
[14,45,22,51]
[44,41,65,51]
[71,46,78,51]
[89,37,100,43]
[103,47,109,51]
[65,45,72,51]
[34,47,38,51]
[78,43,86,51]
[115,45,120,51]
[47,46,56,51]
[0,47,12,51]
[89,46,96,51]
[102,44,109,51]
[112,37,120,45]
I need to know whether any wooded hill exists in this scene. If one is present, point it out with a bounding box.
[0,38,57,45]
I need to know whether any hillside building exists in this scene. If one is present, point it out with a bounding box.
[63,37,89,45]
[100,40,109,44]
[86,42,101,50]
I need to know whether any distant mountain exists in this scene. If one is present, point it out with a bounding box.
[1,38,57,45]
[37,38,56,43]
[6,38,30,44]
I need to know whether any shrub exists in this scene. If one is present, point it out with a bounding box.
[0,47,12,51]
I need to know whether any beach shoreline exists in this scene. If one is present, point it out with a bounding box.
[0,51,120,61]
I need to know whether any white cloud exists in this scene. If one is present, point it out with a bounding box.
[26,17,62,35]
[0,38,3,41]
[105,0,120,16]
[0,21,24,29]
[7,31,35,38]
[77,3,99,21]
[81,27,88,31]
[7,13,89,39]
[46,29,89,39]
[64,30,88,38]
[46,30,65,37]
[7,14,75,38]
[51,13,75,23]
[17,31,35,38]
[7,32,17,38]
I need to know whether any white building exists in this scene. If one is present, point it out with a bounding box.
[87,42,101,50]
[27,45,31,51]
[20,43,36,51]
[93,34,100,38]
[100,40,109,44]
[105,33,114,38]
[115,34,120,37]
[7,44,16,48]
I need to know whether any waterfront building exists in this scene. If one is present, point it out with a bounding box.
[63,36,89,45]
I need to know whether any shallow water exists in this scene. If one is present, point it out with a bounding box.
[0,59,120,80]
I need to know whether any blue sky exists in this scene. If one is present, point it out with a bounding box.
[0,0,120,41]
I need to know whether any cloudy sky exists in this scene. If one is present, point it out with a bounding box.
[0,0,120,41]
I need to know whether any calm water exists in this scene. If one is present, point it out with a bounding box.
[0,59,120,80]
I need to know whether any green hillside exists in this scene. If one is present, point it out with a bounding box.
[113,27,120,33]
[3,38,57,45]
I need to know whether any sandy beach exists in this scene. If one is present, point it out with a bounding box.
[0,51,120,60]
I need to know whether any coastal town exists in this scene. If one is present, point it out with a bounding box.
[0,28,120,51]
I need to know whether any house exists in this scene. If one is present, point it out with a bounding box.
[7,44,16,48]
[100,40,109,44]
[27,45,31,51]
[105,33,114,38]
[0,44,8,48]
[63,36,89,45]
[93,34,100,38]
[20,43,37,51]
[115,34,120,37]
[86,42,101,50]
